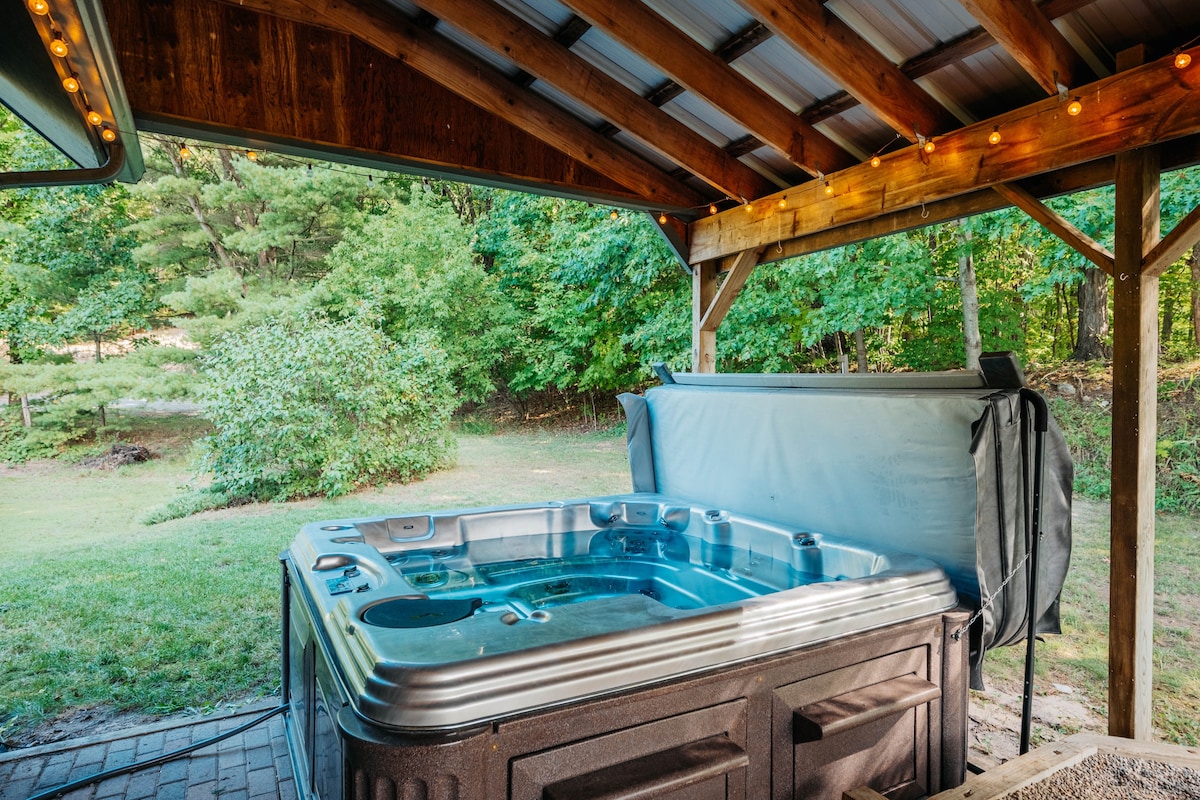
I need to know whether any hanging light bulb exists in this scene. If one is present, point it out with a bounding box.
[49,36,68,58]
[744,202,753,213]
[306,163,314,177]
[658,212,667,224]
[245,150,258,162]
[610,209,618,220]
[85,108,103,126]
[778,197,787,209]
[824,181,833,196]
[1067,97,1082,116]
[870,155,881,168]
[1176,52,1192,70]
[988,126,1002,145]
[179,144,191,159]
[708,203,717,216]
[923,138,936,154]
[29,0,49,15]
[100,127,116,142]
[62,75,80,93]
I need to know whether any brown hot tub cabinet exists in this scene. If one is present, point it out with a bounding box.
[283,362,1072,800]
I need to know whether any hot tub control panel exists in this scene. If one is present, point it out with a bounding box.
[324,567,369,596]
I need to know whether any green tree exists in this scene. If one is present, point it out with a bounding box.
[200,313,456,501]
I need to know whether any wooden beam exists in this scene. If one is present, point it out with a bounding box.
[213,0,706,209]
[801,0,1098,126]
[1143,201,1200,277]
[737,0,957,140]
[956,0,1090,94]
[992,183,1115,274]
[409,0,773,202]
[699,248,762,332]
[688,45,1200,263]
[558,0,857,177]
[693,261,719,372]
[1108,48,1159,743]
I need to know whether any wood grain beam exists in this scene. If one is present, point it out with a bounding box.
[688,45,1200,263]
[737,0,957,140]
[216,0,706,209]
[559,0,857,177]
[699,248,762,332]
[1143,201,1200,277]
[693,261,719,372]
[992,183,1114,273]
[411,0,773,202]
[956,0,1090,94]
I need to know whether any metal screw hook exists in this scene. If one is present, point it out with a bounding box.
[920,201,929,219]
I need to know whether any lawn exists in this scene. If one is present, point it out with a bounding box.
[1,412,1198,752]
[0,413,631,744]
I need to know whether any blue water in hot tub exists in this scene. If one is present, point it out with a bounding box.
[384,528,829,612]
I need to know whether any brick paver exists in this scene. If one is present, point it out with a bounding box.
[0,703,296,800]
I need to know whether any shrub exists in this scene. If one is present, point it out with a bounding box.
[199,314,456,501]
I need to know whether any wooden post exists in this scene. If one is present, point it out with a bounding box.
[692,260,718,372]
[1108,48,1160,741]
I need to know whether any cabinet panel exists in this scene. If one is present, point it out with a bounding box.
[775,647,937,800]
[511,701,748,800]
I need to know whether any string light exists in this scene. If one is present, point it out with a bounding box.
[610,209,618,220]
[100,127,116,142]
[29,0,49,14]
[988,126,1001,145]
[62,74,80,93]
[744,202,753,212]
[49,35,68,57]
[657,212,667,224]
[923,138,936,154]
[306,164,313,177]
[245,150,258,161]
[85,108,103,126]
[708,203,717,215]
[824,181,833,196]
[179,144,191,159]
[1176,52,1192,70]
[778,198,787,209]
[1067,97,1082,116]
[870,155,881,168]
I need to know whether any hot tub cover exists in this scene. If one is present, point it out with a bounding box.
[619,358,1072,686]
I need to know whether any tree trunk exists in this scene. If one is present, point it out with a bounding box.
[956,223,982,370]
[1073,266,1111,360]
[169,143,237,273]
[1190,249,1200,346]
[21,395,31,427]
[854,328,868,373]
[94,332,102,363]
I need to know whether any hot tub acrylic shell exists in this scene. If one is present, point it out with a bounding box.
[284,493,957,733]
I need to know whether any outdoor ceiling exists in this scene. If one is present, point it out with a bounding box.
[3,0,1200,261]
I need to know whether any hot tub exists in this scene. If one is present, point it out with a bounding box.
[282,360,1072,800]
[287,494,957,732]
[284,495,966,800]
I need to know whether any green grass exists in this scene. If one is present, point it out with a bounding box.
[0,413,631,742]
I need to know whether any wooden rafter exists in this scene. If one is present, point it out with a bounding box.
[992,183,1114,273]
[689,46,1200,263]
[957,0,1090,94]
[699,248,763,332]
[737,0,958,140]
[409,0,774,202]
[1143,201,1200,277]
[212,0,705,209]
[800,0,1098,126]
[558,0,857,177]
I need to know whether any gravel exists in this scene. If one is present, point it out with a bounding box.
[1007,753,1200,799]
